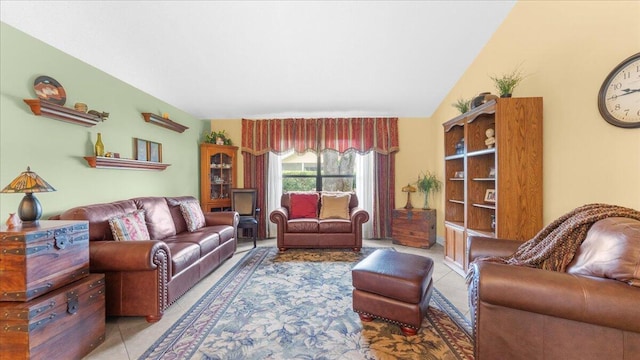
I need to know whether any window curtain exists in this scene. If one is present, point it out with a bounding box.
[242,117,398,239]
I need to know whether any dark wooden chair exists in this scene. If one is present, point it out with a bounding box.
[231,188,259,248]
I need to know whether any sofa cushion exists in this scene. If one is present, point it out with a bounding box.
[108,210,151,241]
[287,218,319,233]
[319,193,351,219]
[132,197,177,239]
[166,196,198,234]
[59,200,137,241]
[567,217,640,287]
[164,229,220,256]
[164,241,201,275]
[180,201,206,232]
[289,193,319,219]
[319,219,352,233]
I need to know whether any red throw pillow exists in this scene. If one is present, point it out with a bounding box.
[289,193,319,219]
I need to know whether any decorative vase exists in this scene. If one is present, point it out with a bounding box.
[422,195,430,210]
[74,103,88,112]
[455,138,465,154]
[500,93,512,98]
[6,213,21,228]
[95,133,105,157]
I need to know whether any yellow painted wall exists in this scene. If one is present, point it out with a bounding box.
[431,0,640,233]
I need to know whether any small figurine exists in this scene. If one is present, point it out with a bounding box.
[485,128,496,148]
[6,213,21,228]
[88,110,109,121]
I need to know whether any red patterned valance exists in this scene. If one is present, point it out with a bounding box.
[241,118,399,155]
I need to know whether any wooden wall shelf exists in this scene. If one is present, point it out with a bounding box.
[141,113,189,133]
[83,156,170,171]
[24,99,104,127]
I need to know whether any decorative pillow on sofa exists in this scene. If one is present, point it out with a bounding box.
[180,201,206,232]
[567,217,640,287]
[108,210,151,241]
[319,193,351,220]
[289,193,319,219]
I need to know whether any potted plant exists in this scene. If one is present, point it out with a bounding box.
[203,130,232,145]
[451,97,471,114]
[490,67,527,98]
[415,171,442,209]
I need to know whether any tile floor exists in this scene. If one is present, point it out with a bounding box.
[84,238,470,359]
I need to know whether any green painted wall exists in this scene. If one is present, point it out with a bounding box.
[0,23,210,220]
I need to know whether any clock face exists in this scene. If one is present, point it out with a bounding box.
[598,53,640,128]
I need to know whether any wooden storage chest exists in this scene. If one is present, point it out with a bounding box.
[0,220,89,302]
[392,208,436,248]
[0,273,106,359]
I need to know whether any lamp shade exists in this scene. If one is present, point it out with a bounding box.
[1,166,56,222]
[1,166,56,193]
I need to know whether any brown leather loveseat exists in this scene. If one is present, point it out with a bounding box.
[270,191,369,251]
[52,196,238,322]
[467,217,640,359]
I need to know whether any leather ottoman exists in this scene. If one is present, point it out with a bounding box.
[352,249,434,335]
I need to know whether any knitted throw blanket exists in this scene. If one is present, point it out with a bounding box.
[466,204,640,285]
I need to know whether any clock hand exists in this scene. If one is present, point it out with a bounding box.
[607,88,640,101]
[620,88,640,95]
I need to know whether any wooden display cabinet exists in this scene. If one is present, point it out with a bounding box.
[200,143,238,211]
[442,97,543,276]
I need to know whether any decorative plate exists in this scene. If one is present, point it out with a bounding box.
[33,75,66,105]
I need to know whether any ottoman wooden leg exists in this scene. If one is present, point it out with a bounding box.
[358,313,374,322]
[400,326,417,336]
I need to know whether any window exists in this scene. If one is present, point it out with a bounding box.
[282,150,357,192]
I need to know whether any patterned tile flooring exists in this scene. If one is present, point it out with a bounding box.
[83,238,470,360]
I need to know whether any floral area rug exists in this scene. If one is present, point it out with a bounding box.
[140,247,474,360]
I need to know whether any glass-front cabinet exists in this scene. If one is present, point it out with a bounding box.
[200,143,238,211]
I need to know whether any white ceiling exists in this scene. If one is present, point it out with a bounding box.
[0,1,515,119]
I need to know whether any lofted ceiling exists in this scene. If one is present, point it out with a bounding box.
[0,1,516,119]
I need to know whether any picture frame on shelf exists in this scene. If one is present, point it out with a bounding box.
[484,189,496,203]
[134,138,148,161]
[488,167,496,178]
[149,141,162,162]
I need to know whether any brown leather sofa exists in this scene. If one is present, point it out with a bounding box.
[269,191,369,251]
[467,217,640,359]
[51,196,238,322]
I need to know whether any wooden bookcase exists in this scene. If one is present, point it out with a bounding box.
[442,97,543,276]
[200,143,238,212]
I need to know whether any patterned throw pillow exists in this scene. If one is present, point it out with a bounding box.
[180,201,206,232]
[319,193,351,220]
[108,210,151,241]
[289,193,319,219]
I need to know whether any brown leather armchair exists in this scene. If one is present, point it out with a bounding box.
[467,217,640,360]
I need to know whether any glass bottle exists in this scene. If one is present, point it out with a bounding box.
[95,133,105,157]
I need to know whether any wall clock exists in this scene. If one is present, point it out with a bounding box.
[597,52,640,128]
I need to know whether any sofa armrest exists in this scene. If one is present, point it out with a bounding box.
[269,207,289,225]
[350,207,370,225]
[204,211,239,227]
[468,236,524,263]
[475,261,640,333]
[89,240,170,272]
